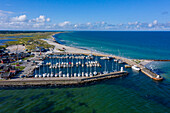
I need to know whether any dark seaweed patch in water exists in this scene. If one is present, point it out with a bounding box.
[29,99,55,113]
[17,109,26,113]
[142,94,170,108]
[50,90,54,95]
[78,102,89,108]
[92,109,97,113]
[30,93,44,100]
[16,97,22,101]
[65,91,75,98]
[0,95,12,102]
[56,107,75,113]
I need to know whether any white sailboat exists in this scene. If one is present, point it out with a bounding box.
[103,60,108,74]
[38,64,42,77]
[43,64,46,78]
[59,71,62,77]
[66,57,69,77]
[35,68,38,78]
[93,56,97,76]
[132,65,140,71]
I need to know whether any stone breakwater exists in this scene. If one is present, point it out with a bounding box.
[0,71,128,87]
[44,34,164,81]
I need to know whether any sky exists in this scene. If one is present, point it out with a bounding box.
[0,0,170,30]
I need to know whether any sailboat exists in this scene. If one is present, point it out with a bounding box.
[82,57,85,77]
[46,63,50,77]
[35,68,38,78]
[66,57,69,77]
[93,56,97,76]
[103,60,108,74]
[85,59,89,77]
[59,71,62,77]
[50,57,53,77]
[89,64,93,77]
[74,58,77,77]
[38,64,42,77]
[43,64,46,77]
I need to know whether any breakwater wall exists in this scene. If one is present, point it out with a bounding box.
[0,71,128,87]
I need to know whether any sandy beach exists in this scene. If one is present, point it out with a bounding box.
[6,45,26,53]
[42,36,152,69]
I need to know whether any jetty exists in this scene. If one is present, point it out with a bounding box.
[0,71,128,87]
[42,36,165,81]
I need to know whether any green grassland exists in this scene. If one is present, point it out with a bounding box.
[0,32,62,51]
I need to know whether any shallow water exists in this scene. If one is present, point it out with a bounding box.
[0,70,169,113]
[0,31,169,113]
[0,35,32,45]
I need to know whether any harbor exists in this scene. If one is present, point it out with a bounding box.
[0,33,166,87]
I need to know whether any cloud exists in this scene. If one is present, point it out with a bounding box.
[30,15,50,23]
[11,15,27,22]
[153,20,158,25]
[58,21,70,27]
[0,10,13,16]
[0,14,170,31]
[46,18,50,22]
[148,23,152,27]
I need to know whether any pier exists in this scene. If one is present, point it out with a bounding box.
[82,52,164,81]
[0,71,128,87]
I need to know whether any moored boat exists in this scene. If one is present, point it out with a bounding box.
[132,65,140,71]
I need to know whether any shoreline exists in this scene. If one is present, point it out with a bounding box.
[0,32,164,87]
[45,33,164,81]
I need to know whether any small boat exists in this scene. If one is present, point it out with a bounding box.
[153,75,163,81]
[55,73,58,77]
[89,72,93,77]
[35,74,38,78]
[78,73,81,77]
[47,73,50,77]
[82,72,84,77]
[93,71,97,76]
[103,71,108,74]
[118,60,125,64]
[74,73,77,77]
[59,71,62,77]
[125,64,131,68]
[100,56,113,60]
[132,65,140,71]
[43,73,46,78]
[114,59,118,62]
[85,73,88,77]
[67,73,69,77]
[50,72,54,77]
[39,74,42,78]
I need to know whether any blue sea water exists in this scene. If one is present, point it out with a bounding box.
[0,31,169,113]
[55,31,170,77]
[55,31,170,60]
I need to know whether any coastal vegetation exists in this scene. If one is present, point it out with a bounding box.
[1,32,61,51]
[15,66,25,71]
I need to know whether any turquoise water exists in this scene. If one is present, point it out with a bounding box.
[56,31,170,60]
[56,31,170,77]
[0,31,170,113]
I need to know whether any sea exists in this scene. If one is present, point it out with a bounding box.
[0,31,170,113]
